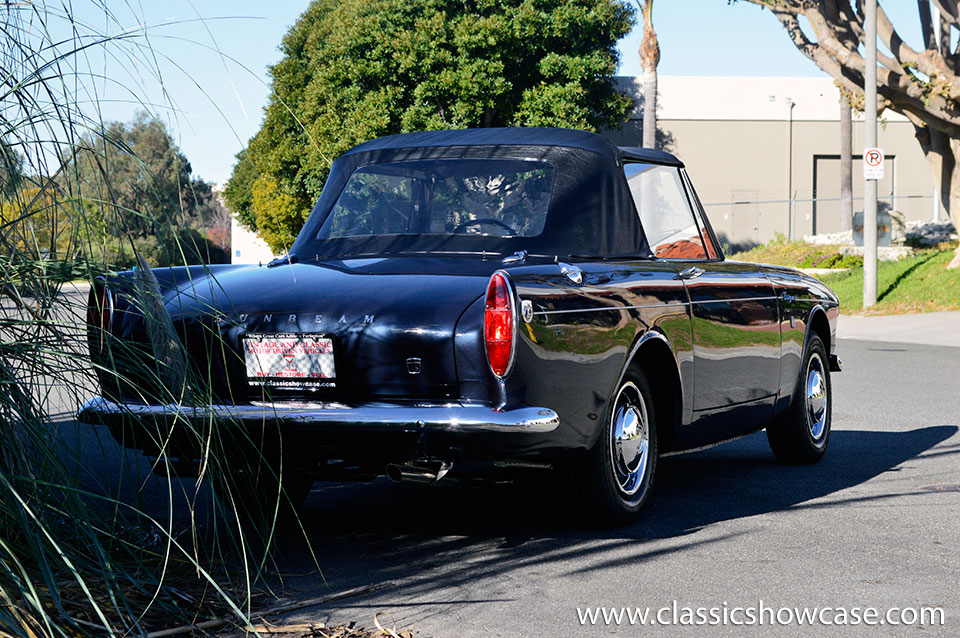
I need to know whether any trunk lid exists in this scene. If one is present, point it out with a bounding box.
[164,257,495,401]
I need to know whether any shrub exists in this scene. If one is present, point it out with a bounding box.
[0,3,303,635]
[799,250,863,269]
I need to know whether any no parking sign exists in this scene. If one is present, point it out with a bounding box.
[864,147,884,180]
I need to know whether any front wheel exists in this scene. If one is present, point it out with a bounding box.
[766,333,832,464]
[574,369,658,525]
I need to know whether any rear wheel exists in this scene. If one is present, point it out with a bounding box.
[766,333,831,464]
[575,369,658,525]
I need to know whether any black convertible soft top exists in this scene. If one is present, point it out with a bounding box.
[344,128,683,168]
[292,128,680,260]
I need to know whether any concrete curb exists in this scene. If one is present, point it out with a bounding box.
[837,311,960,348]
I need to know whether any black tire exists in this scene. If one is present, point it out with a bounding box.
[574,368,658,526]
[766,333,832,464]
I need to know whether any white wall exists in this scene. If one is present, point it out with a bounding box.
[230,214,275,265]
[615,75,910,123]
[608,76,933,247]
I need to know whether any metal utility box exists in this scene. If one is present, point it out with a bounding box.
[853,209,891,246]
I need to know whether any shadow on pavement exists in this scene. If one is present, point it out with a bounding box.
[274,425,956,598]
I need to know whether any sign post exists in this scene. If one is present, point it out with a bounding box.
[863,0,878,308]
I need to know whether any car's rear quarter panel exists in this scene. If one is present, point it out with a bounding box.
[482,261,692,457]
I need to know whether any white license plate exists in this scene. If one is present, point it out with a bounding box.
[243,334,336,388]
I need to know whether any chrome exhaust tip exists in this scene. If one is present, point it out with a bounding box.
[385,460,453,484]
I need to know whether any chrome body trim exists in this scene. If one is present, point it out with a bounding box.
[660,430,756,457]
[533,301,688,316]
[829,354,842,372]
[805,352,828,441]
[677,265,705,280]
[94,276,115,332]
[520,299,534,323]
[609,381,650,496]
[78,396,560,434]
[698,296,778,303]
[501,250,528,265]
[558,262,583,284]
[531,296,780,317]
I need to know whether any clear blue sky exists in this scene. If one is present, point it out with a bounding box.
[82,1,923,185]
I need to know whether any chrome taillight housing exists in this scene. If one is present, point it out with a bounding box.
[483,271,517,378]
[86,277,114,354]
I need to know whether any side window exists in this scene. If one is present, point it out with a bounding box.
[624,163,709,260]
[681,170,721,259]
[320,169,416,238]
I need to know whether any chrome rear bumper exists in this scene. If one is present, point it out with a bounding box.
[77,396,560,434]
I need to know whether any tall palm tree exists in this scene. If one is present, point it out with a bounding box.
[637,0,660,149]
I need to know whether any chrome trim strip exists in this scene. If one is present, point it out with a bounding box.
[532,295,780,317]
[829,354,842,372]
[661,430,757,457]
[94,276,115,332]
[558,262,583,284]
[677,266,705,280]
[696,296,778,303]
[533,301,688,316]
[78,396,560,434]
[501,250,527,265]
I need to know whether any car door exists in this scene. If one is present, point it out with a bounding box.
[627,163,780,422]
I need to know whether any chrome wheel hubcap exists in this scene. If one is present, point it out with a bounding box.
[806,353,828,441]
[610,382,649,496]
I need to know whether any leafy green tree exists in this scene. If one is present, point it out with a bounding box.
[223,148,259,230]
[74,112,193,239]
[69,112,230,263]
[0,141,25,198]
[226,0,636,252]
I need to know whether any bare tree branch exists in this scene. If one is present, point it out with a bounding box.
[739,0,960,267]
[931,0,960,27]
[920,0,936,50]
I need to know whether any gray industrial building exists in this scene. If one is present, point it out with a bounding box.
[606,76,941,249]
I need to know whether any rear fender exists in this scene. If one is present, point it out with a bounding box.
[617,330,685,452]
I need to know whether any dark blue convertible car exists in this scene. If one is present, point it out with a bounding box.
[80,128,840,524]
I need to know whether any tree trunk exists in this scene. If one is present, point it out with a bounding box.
[642,69,657,148]
[949,138,960,269]
[839,101,853,232]
[638,0,659,150]
[916,123,960,268]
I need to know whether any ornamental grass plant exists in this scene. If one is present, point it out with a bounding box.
[0,3,314,635]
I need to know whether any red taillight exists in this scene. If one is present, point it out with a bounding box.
[484,272,515,378]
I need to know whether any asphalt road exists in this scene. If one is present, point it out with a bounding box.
[57,332,960,636]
